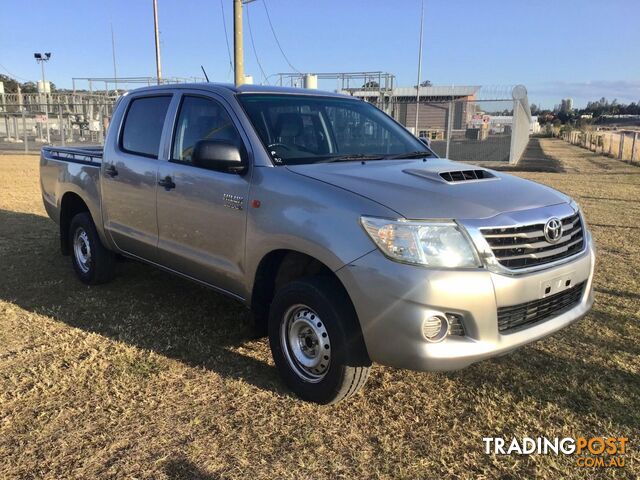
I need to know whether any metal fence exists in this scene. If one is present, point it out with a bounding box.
[0,93,115,153]
[1,85,532,165]
[561,129,639,163]
[357,85,532,164]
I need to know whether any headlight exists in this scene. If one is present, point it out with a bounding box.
[360,216,481,268]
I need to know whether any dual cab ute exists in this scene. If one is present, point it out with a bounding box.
[40,84,595,404]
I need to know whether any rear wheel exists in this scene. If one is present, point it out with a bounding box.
[268,276,371,404]
[69,212,116,285]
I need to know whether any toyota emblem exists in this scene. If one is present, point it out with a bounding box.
[544,217,563,243]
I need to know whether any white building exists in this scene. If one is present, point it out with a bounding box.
[486,115,540,134]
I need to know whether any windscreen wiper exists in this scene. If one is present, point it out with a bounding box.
[385,151,434,159]
[318,154,387,163]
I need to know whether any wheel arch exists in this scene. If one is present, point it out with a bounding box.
[250,249,356,332]
[59,192,92,255]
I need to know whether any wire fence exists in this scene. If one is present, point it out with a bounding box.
[392,98,517,163]
[1,85,533,165]
[561,129,639,164]
[0,94,115,153]
[354,85,533,164]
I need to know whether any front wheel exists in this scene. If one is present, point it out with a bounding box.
[69,212,116,285]
[268,276,371,404]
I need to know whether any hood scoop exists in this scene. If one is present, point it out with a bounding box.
[403,168,498,184]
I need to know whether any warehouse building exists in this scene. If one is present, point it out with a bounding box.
[343,85,480,139]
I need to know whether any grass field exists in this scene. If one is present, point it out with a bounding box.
[0,139,638,479]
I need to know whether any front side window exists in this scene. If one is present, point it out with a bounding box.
[238,94,432,165]
[172,95,242,163]
[121,95,171,158]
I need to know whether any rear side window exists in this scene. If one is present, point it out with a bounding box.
[121,96,171,158]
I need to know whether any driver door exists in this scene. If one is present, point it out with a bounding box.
[155,93,251,297]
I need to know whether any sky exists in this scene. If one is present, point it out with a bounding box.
[1,0,639,108]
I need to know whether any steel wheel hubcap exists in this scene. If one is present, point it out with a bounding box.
[280,304,331,382]
[73,228,91,274]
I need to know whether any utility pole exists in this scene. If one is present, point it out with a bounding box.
[233,0,244,86]
[233,0,256,87]
[34,52,51,143]
[111,23,119,93]
[414,0,424,136]
[153,0,162,84]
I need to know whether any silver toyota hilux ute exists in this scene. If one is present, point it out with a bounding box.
[40,84,595,404]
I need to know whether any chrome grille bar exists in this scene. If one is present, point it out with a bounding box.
[481,212,585,269]
[494,237,584,261]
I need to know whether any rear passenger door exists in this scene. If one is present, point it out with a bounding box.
[155,93,252,297]
[102,93,173,261]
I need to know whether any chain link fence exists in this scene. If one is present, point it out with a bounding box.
[397,98,516,163]
[354,85,532,164]
[1,85,533,166]
[0,93,115,153]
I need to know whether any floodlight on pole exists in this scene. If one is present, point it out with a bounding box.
[34,51,52,143]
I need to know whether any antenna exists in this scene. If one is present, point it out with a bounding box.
[201,65,210,82]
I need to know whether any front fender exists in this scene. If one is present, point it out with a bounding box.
[244,166,394,298]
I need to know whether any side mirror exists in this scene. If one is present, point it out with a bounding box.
[192,140,247,174]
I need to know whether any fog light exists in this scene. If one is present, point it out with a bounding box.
[422,315,449,342]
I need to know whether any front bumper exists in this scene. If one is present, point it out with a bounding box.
[336,235,595,371]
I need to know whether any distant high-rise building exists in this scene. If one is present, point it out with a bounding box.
[560,98,574,113]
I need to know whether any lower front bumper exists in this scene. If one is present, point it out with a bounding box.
[336,240,595,372]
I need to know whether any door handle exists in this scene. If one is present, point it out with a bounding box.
[158,175,176,191]
[104,165,118,177]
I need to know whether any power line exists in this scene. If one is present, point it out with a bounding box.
[220,0,234,79]
[0,63,29,82]
[245,2,269,84]
[262,0,301,74]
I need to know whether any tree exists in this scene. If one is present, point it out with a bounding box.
[20,81,38,93]
[0,75,57,94]
[0,74,20,93]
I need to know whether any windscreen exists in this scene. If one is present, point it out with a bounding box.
[237,94,432,165]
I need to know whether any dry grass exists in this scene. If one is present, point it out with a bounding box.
[0,139,638,479]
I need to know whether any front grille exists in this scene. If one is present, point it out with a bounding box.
[481,212,584,270]
[497,281,586,333]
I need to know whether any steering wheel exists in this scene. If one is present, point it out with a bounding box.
[268,143,291,151]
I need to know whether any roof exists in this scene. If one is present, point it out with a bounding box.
[125,82,351,98]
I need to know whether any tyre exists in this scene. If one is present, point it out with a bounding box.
[69,212,116,285]
[268,276,371,404]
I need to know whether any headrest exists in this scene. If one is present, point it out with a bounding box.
[195,115,218,130]
[275,113,304,138]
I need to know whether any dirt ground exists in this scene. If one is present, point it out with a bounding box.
[0,139,638,479]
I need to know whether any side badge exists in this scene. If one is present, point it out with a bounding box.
[223,193,244,210]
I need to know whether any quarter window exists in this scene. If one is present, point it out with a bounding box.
[172,96,242,163]
[121,96,171,158]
